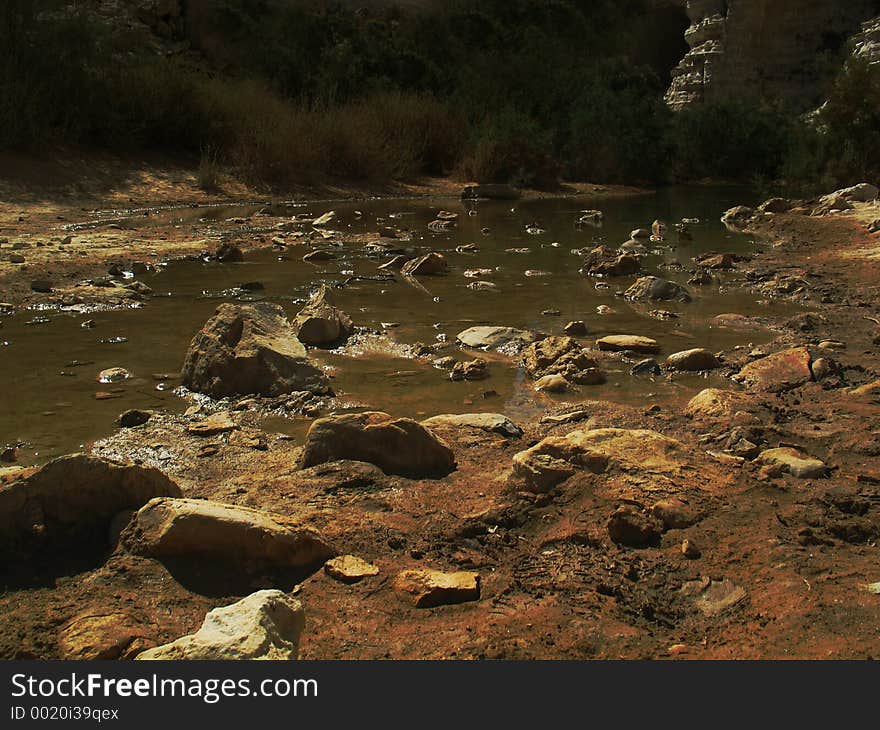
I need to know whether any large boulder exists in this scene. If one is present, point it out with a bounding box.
[299,412,456,478]
[0,454,180,553]
[292,285,354,346]
[122,498,335,575]
[181,303,329,398]
[511,428,688,493]
[830,183,878,203]
[735,347,813,392]
[136,590,305,661]
[521,336,605,384]
[624,276,691,303]
[685,388,754,418]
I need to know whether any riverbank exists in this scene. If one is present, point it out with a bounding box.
[1,183,880,660]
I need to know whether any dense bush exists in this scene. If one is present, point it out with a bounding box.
[1,0,877,192]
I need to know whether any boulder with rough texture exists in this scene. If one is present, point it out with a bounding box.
[292,285,354,346]
[394,569,480,607]
[186,411,236,436]
[420,413,523,438]
[521,336,605,385]
[534,374,571,393]
[832,183,878,202]
[0,454,180,552]
[721,206,755,228]
[136,590,305,660]
[758,448,828,478]
[685,388,754,418]
[607,507,662,547]
[456,326,535,352]
[401,252,447,276]
[735,347,813,392]
[181,303,329,398]
[511,428,688,493]
[625,276,691,303]
[299,411,455,478]
[122,498,335,573]
[596,335,660,354]
[665,348,721,371]
[580,246,641,277]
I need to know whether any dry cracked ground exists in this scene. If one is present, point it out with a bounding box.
[1,178,880,660]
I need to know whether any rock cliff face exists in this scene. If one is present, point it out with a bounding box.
[666,0,880,110]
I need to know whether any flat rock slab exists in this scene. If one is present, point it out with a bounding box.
[511,427,688,493]
[324,555,379,583]
[758,447,828,478]
[137,590,304,660]
[299,411,456,478]
[421,413,523,438]
[394,569,480,608]
[122,498,335,573]
[186,411,237,436]
[456,326,536,352]
[735,347,813,392]
[58,612,151,661]
[0,454,180,552]
[681,578,748,617]
[596,335,660,354]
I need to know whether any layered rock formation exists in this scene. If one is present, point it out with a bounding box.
[666,0,880,110]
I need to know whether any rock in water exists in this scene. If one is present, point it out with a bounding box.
[625,276,691,303]
[456,326,535,352]
[136,590,305,660]
[0,454,180,552]
[521,336,605,384]
[292,285,354,346]
[665,348,721,371]
[299,411,455,478]
[401,252,448,276]
[393,569,480,607]
[122,497,334,577]
[596,335,660,354]
[181,302,329,398]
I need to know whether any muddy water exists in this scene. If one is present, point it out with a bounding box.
[0,186,804,464]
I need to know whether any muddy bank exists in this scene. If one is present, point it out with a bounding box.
[2,185,880,660]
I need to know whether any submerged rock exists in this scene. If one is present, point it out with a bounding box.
[181,302,329,398]
[137,590,305,661]
[0,454,180,552]
[292,285,354,346]
[122,497,335,573]
[213,242,244,262]
[625,276,691,303]
[401,252,447,276]
[299,411,456,478]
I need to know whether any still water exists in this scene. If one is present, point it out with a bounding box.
[0,186,801,464]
